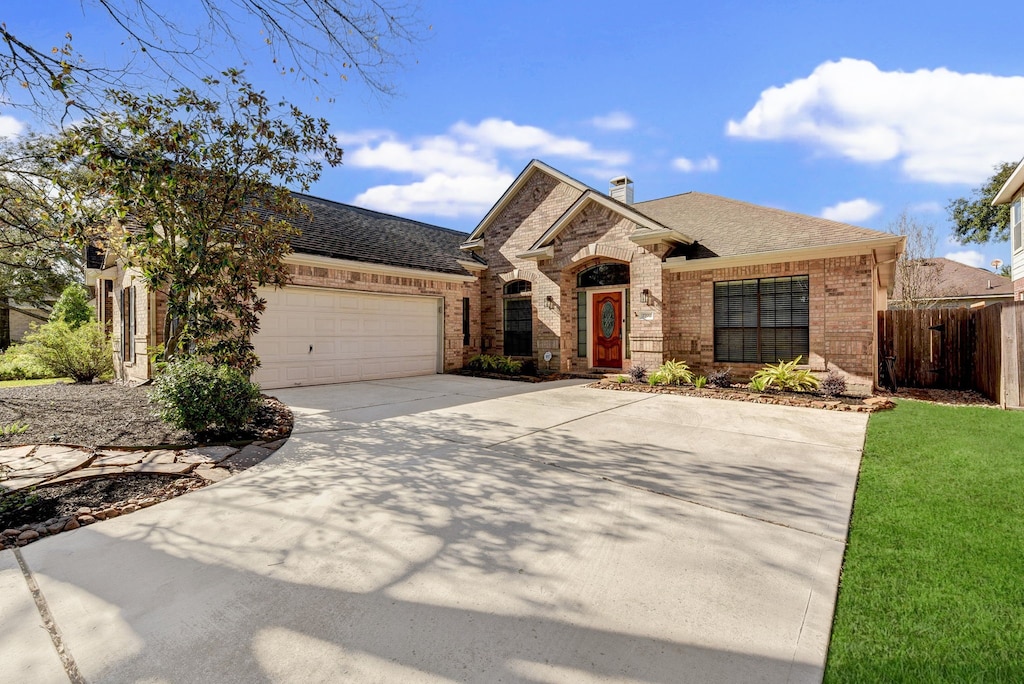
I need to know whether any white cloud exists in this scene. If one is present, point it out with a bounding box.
[821,198,882,223]
[727,58,1024,184]
[0,114,25,138]
[909,201,944,214]
[590,111,636,131]
[672,155,720,173]
[339,118,630,218]
[944,249,986,268]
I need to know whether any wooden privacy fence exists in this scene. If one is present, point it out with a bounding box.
[878,302,1024,407]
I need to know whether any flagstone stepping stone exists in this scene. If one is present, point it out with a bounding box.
[194,465,232,483]
[220,444,272,470]
[129,462,195,475]
[32,445,76,459]
[0,445,35,464]
[139,450,177,465]
[182,446,238,463]
[93,450,145,466]
[13,449,92,479]
[1,475,49,492]
[43,465,128,486]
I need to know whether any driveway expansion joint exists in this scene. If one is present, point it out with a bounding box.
[14,549,85,684]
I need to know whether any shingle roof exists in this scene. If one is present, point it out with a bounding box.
[287,193,472,275]
[634,192,892,259]
[891,257,1013,300]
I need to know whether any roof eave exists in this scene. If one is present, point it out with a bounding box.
[629,229,691,247]
[662,235,905,273]
[515,246,554,261]
[993,159,1024,205]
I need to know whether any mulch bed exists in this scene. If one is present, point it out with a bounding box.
[450,369,581,383]
[0,382,293,546]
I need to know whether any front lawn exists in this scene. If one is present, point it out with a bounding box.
[0,377,70,388]
[825,401,1024,682]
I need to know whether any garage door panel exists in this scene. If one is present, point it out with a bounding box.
[253,287,440,389]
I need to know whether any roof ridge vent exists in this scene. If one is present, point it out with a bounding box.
[609,175,634,205]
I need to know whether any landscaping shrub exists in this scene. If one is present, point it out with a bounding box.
[694,375,707,389]
[750,355,820,392]
[520,358,538,376]
[628,365,647,384]
[22,321,113,383]
[648,359,694,386]
[0,345,54,381]
[820,369,847,398]
[150,358,261,433]
[466,354,523,375]
[48,284,93,328]
[706,368,733,388]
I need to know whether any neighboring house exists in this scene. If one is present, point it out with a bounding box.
[992,159,1024,300]
[461,160,903,387]
[86,194,482,388]
[888,257,1013,309]
[2,300,50,346]
[87,160,905,389]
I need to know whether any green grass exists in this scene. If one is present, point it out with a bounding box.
[0,377,70,388]
[825,400,1024,682]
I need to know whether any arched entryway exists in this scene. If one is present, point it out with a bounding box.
[574,262,630,370]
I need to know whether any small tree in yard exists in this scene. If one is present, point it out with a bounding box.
[889,210,955,309]
[49,284,93,328]
[55,70,343,373]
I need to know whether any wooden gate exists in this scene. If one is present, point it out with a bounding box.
[878,302,1024,406]
[878,308,975,390]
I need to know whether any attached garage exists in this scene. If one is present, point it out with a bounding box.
[253,286,442,389]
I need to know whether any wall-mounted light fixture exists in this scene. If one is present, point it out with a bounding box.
[545,295,555,309]
[641,288,651,305]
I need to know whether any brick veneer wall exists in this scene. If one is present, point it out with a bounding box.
[664,254,878,384]
[481,170,583,355]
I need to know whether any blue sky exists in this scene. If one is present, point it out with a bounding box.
[5,1,1023,271]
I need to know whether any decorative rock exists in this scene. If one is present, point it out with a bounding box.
[76,507,93,516]
[138,497,157,508]
[92,510,107,520]
[62,518,80,531]
[3,529,21,537]
[47,523,64,534]
[102,508,120,519]
[17,530,39,541]
[121,504,139,514]
[77,515,96,525]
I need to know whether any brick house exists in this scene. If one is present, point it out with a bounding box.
[86,194,483,389]
[462,160,904,388]
[992,158,1024,300]
[88,160,903,389]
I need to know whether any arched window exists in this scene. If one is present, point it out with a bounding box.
[504,279,532,296]
[577,263,630,288]
[502,280,532,356]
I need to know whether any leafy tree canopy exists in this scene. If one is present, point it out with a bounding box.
[947,161,1018,244]
[49,284,93,328]
[54,70,344,372]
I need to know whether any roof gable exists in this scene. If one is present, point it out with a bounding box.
[892,257,1013,300]
[462,159,590,245]
[525,190,690,253]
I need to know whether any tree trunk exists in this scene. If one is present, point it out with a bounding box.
[0,293,10,351]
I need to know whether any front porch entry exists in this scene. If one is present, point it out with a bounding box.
[592,291,623,369]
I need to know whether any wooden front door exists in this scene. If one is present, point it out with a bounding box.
[592,291,623,368]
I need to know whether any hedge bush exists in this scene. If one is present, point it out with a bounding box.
[150,358,261,433]
[0,344,55,381]
[22,321,113,382]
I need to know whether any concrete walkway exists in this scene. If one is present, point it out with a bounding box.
[1,375,868,683]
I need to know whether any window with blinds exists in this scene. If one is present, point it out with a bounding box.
[1013,199,1022,253]
[714,276,809,363]
[503,297,533,356]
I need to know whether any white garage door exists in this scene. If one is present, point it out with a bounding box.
[252,287,441,389]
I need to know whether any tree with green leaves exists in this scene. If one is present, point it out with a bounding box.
[49,284,93,328]
[55,70,344,373]
[0,136,82,349]
[947,161,1018,244]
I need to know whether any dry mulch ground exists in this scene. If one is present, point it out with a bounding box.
[1,382,293,542]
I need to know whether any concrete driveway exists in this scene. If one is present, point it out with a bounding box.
[2,375,868,683]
